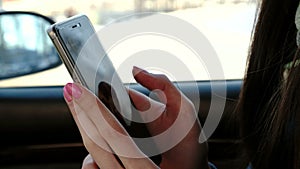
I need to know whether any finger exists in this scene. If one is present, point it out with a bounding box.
[132,66,173,92]
[127,88,150,112]
[128,88,166,123]
[64,83,158,168]
[67,120,123,169]
[64,84,123,169]
[78,125,122,169]
[132,66,181,112]
[82,154,98,169]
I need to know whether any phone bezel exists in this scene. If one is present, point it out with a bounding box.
[47,15,90,86]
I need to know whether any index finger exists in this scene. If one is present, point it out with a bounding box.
[132,66,181,112]
[132,66,176,92]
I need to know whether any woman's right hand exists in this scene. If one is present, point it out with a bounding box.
[66,67,209,169]
[128,67,209,169]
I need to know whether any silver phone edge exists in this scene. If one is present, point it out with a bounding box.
[47,25,85,86]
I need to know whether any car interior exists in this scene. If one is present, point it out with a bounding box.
[0,1,255,169]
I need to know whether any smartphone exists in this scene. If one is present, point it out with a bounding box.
[47,14,162,163]
[47,14,132,126]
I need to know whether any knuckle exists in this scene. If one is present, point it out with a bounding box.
[81,155,97,169]
[157,74,169,81]
[81,162,91,169]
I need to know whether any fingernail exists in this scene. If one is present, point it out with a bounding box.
[63,86,73,102]
[65,83,83,99]
[132,66,147,76]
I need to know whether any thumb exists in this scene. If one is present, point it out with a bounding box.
[128,88,166,123]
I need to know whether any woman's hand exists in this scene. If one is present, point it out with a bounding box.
[130,66,209,169]
[64,82,158,169]
[63,66,209,169]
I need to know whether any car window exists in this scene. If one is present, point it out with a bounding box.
[0,0,256,87]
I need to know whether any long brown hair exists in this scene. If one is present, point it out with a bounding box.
[237,0,300,168]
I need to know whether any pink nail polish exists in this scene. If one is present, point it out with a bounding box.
[63,86,73,102]
[65,83,82,99]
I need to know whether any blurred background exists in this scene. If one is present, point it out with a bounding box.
[1,0,255,25]
[0,0,257,86]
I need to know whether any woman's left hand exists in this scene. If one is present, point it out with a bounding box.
[63,82,159,169]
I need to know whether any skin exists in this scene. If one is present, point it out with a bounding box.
[63,66,210,169]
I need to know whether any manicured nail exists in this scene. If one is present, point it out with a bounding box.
[132,66,147,76]
[65,83,83,99]
[63,86,73,102]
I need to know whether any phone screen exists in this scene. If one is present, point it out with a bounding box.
[50,15,132,126]
[56,16,94,65]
